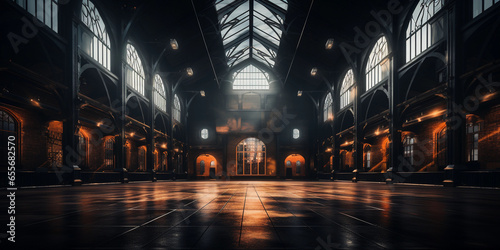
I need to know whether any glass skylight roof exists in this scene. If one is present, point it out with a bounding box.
[216,0,287,68]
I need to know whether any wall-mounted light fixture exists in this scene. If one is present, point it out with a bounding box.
[186,67,194,76]
[297,90,303,97]
[170,39,179,50]
[200,90,205,97]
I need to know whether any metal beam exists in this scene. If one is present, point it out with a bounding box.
[191,0,221,89]
[282,0,315,87]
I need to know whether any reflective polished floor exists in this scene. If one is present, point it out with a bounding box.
[3,181,500,249]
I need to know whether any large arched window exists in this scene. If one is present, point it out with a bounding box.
[406,0,445,62]
[173,94,181,123]
[233,64,270,90]
[0,110,18,169]
[13,0,58,32]
[366,36,389,91]
[125,43,145,96]
[323,93,333,122]
[81,0,111,70]
[236,138,266,175]
[154,74,167,113]
[340,69,355,109]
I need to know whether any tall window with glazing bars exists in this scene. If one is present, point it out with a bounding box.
[406,0,445,63]
[81,0,111,70]
[12,0,58,32]
[340,69,354,109]
[173,94,181,123]
[473,0,500,18]
[365,36,389,91]
[125,44,145,96]
[154,74,167,113]
[323,93,333,122]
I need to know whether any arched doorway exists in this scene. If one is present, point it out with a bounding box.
[284,154,306,178]
[196,154,217,177]
[236,138,266,175]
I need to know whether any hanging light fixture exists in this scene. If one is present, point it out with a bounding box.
[170,39,179,50]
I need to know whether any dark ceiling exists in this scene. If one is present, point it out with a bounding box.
[99,0,413,97]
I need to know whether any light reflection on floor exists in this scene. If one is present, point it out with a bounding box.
[4,181,500,249]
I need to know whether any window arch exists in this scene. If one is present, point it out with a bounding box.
[125,43,145,96]
[154,74,167,113]
[173,94,181,123]
[81,0,111,70]
[366,36,389,91]
[0,110,18,169]
[233,64,270,90]
[340,69,355,109]
[201,129,208,139]
[406,0,445,62]
[13,0,58,32]
[236,138,266,175]
[403,134,416,166]
[323,93,333,122]
[293,129,300,139]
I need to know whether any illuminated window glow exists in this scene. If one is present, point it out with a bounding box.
[340,69,355,109]
[125,44,145,96]
[366,36,389,91]
[406,0,445,62]
[217,0,287,68]
[154,74,167,113]
[323,93,333,122]
[233,64,270,90]
[173,94,181,123]
[201,129,208,139]
[12,0,58,32]
[81,0,111,70]
[236,138,266,175]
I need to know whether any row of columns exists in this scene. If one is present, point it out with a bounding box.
[314,0,466,186]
